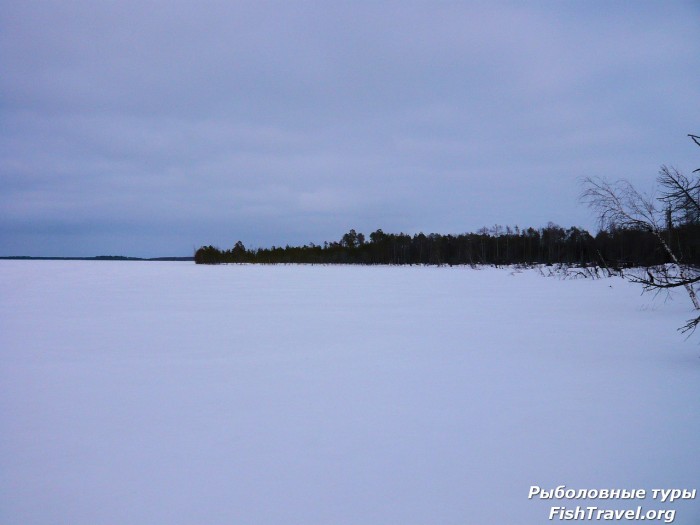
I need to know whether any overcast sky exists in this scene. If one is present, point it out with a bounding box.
[2,1,699,257]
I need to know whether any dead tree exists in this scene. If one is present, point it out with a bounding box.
[581,134,700,335]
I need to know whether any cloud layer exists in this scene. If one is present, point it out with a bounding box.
[2,1,699,256]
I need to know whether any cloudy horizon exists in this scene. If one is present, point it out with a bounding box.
[2,1,699,257]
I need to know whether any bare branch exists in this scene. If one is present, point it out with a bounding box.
[657,165,700,223]
[629,269,700,289]
[580,177,659,232]
[679,314,700,335]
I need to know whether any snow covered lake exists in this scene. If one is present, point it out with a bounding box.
[1,261,699,524]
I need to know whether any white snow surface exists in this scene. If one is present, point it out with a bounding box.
[1,261,699,525]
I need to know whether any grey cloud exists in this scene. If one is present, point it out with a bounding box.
[1,1,699,256]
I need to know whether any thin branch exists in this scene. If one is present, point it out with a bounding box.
[629,273,700,289]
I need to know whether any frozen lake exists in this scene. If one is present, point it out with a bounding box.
[1,261,699,524]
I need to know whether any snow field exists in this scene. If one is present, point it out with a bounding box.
[1,261,699,524]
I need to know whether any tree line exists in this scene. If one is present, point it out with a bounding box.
[194,222,700,268]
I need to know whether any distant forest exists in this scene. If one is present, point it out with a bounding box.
[195,223,700,267]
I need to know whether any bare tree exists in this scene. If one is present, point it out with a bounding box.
[581,134,700,334]
[658,164,700,226]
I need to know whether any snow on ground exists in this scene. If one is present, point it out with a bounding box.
[0,261,698,525]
